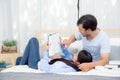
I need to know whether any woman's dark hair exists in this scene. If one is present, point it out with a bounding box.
[49,50,92,71]
[49,58,80,71]
[77,14,97,31]
[77,50,92,64]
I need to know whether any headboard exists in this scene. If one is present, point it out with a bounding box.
[36,28,120,41]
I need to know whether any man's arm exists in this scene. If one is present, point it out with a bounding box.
[91,53,109,66]
[62,34,76,47]
[78,53,109,72]
[69,34,76,43]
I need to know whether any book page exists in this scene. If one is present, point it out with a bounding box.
[48,33,62,56]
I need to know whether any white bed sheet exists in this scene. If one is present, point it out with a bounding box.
[1,65,44,73]
[1,65,120,77]
[61,67,120,77]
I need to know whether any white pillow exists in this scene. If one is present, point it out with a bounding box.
[68,40,83,54]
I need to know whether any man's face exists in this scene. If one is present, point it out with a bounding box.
[77,24,91,37]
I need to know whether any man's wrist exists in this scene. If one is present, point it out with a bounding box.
[69,39,73,44]
[89,62,95,69]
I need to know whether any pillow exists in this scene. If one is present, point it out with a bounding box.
[68,40,83,55]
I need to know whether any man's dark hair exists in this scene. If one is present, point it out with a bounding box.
[77,14,97,31]
[49,50,92,71]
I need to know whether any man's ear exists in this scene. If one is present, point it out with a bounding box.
[86,28,92,33]
[59,36,62,43]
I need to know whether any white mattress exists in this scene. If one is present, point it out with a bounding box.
[1,65,120,77]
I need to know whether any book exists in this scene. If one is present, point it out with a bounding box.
[48,33,63,56]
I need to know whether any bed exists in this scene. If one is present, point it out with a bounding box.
[0,72,120,80]
[0,29,120,80]
[1,65,120,80]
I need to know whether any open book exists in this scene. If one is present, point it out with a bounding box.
[48,33,63,56]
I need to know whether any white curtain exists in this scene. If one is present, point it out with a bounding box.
[0,0,78,52]
[79,0,120,29]
[0,0,41,52]
[0,0,120,53]
[0,0,13,51]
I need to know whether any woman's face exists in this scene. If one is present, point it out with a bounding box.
[73,53,78,62]
[73,53,80,65]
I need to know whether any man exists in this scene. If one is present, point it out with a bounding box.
[61,14,110,72]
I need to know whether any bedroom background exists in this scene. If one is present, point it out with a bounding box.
[0,0,120,60]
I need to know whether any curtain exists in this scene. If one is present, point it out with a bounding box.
[0,0,120,53]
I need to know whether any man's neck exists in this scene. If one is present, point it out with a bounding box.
[87,29,100,40]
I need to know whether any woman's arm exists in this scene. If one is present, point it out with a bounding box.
[61,45,72,60]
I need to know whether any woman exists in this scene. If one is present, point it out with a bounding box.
[38,49,92,73]
[17,37,92,73]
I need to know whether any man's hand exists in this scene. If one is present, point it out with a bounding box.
[78,53,109,72]
[61,34,76,48]
[61,39,71,48]
[78,63,93,72]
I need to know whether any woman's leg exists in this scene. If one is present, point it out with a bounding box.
[16,56,22,65]
[28,37,40,69]
[19,37,40,69]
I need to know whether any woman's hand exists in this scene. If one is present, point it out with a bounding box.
[52,54,61,59]
[43,43,49,51]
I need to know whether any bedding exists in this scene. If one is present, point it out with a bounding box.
[0,72,120,80]
[1,65,43,73]
[1,65,120,77]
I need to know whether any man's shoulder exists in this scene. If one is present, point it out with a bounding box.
[99,30,109,38]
